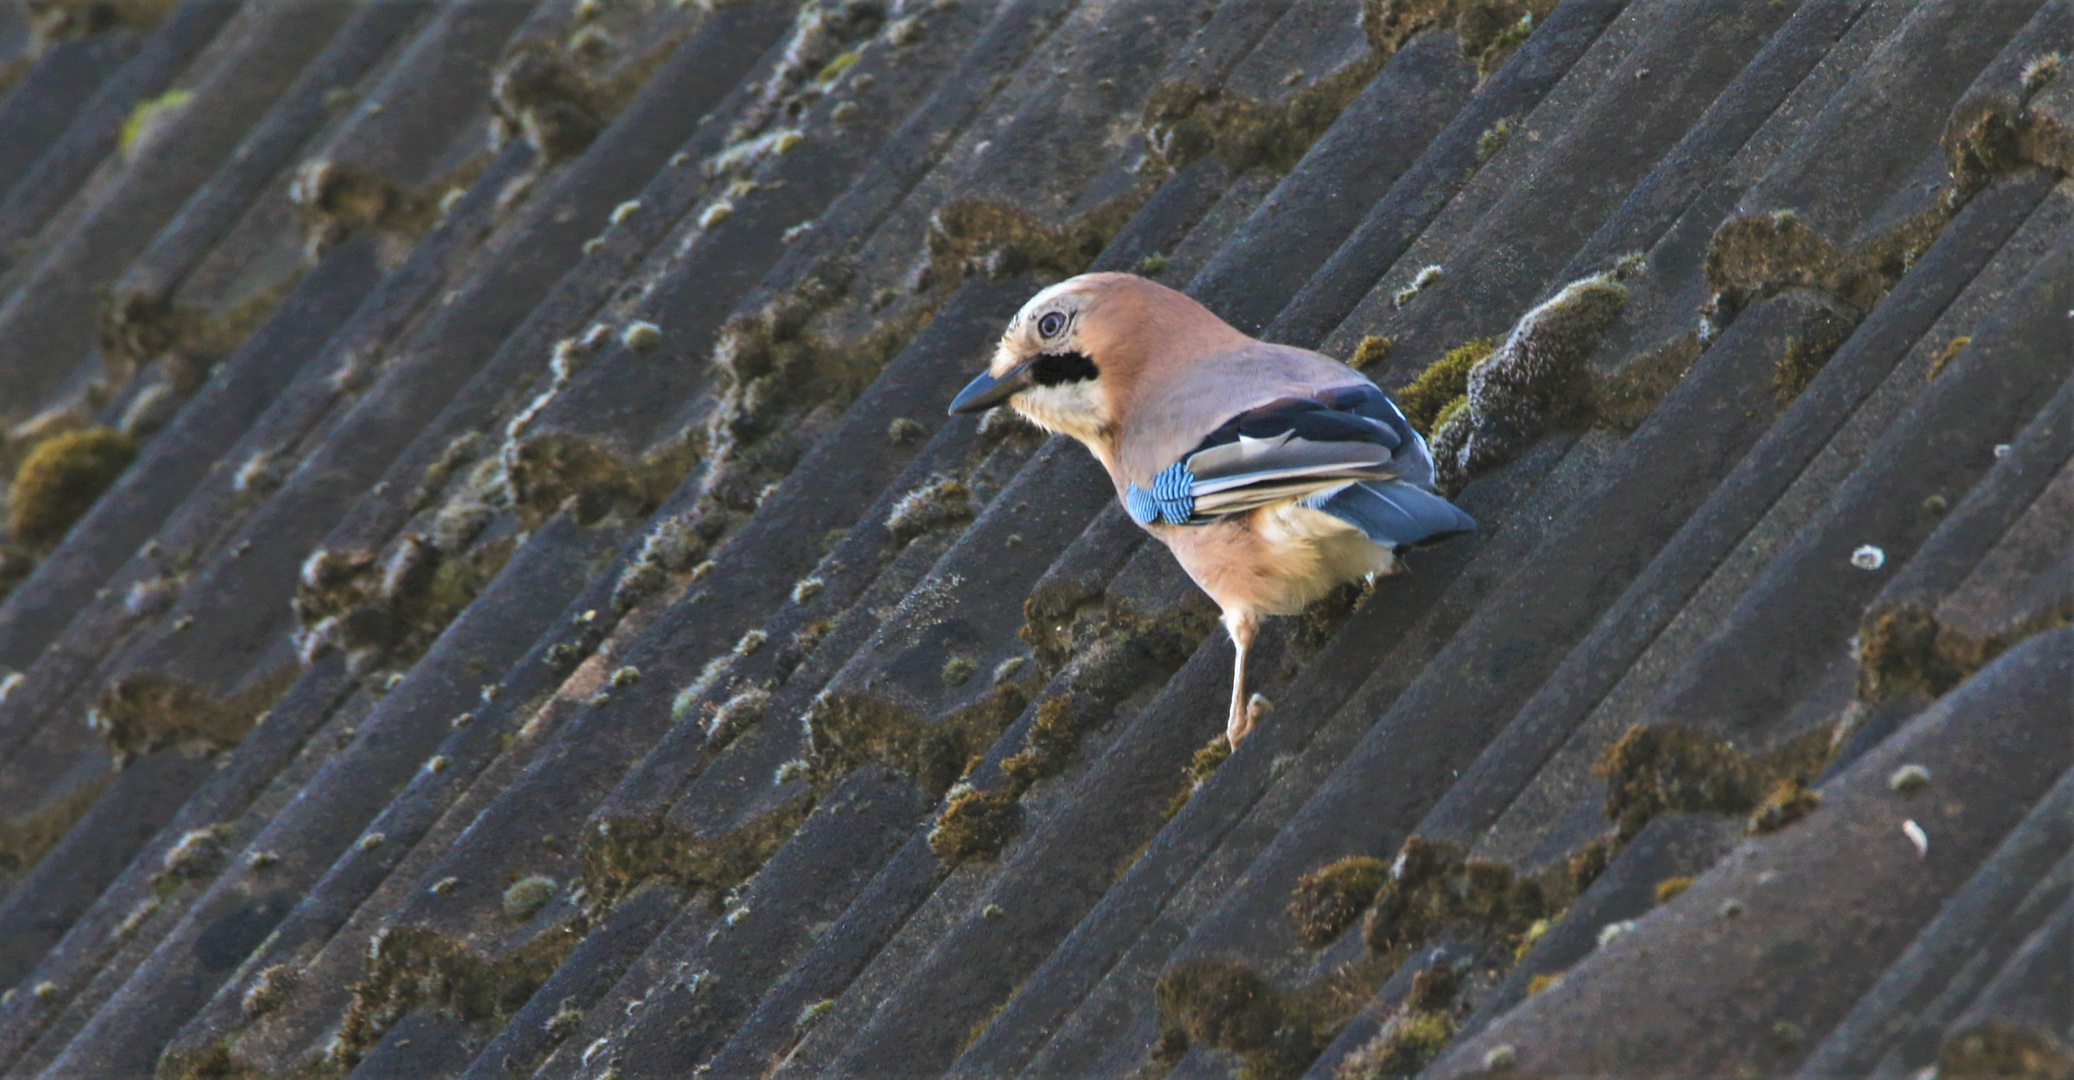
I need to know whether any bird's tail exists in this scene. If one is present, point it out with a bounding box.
[1317,480,1475,548]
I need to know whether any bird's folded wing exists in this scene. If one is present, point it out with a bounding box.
[1184,436,1392,495]
[1190,477,1365,516]
[1127,385,1442,527]
[1177,392,1409,510]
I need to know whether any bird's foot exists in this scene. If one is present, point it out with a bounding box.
[1226,693,1273,746]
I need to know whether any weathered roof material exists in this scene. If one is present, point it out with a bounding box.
[0,1,2067,1079]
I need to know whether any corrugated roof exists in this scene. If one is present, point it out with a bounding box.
[0,0,2066,1078]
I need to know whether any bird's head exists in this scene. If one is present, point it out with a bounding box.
[949,273,1242,451]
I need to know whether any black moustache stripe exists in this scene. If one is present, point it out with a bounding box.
[1031,351,1097,386]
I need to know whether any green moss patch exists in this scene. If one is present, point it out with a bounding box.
[1339,1009,1456,1080]
[8,427,134,548]
[1350,335,1393,371]
[1165,733,1232,819]
[1927,335,1971,380]
[929,694,1101,865]
[1363,842,1549,955]
[1747,777,1821,835]
[998,694,1086,793]
[501,875,557,922]
[1772,317,1854,408]
[1155,952,1399,1080]
[502,433,691,526]
[1289,856,1389,946]
[1395,338,1493,436]
[1153,838,1615,1080]
[1476,116,1513,163]
[1157,958,1283,1053]
[89,665,295,761]
[929,786,1020,864]
[0,771,112,877]
[1590,333,1702,430]
[333,917,584,1072]
[119,89,192,155]
[1596,723,1836,838]
[578,790,812,910]
[806,679,1029,797]
[1938,1024,2074,1080]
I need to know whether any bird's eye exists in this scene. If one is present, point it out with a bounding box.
[1037,311,1067,339]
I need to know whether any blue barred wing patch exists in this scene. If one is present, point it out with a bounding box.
[1125,462,1197,525]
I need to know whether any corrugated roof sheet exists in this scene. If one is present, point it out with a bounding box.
[0,0,2066,1077]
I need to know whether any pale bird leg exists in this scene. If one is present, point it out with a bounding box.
[1224,609,1259,746]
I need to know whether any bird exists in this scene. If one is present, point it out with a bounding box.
[948,272,1474,746]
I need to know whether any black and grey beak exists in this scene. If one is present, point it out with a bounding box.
[948,362,1033,415]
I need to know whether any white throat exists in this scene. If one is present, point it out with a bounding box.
[1011,380,1107,447]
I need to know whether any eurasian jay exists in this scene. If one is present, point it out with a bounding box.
[949,273,1474,746]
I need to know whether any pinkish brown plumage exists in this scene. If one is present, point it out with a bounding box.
[951,273,1473,745]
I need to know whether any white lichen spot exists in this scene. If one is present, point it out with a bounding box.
[677,654,732,710]
[796,998,835,1030]
[1902,819,1928,858]
[123,576,179,618]
[610,199,641,224]
[2021,51,2063,94]
[792,576,825,603]
[1888,763,1931,794]
[887,416,925,444]
[886,475,973,544]
[1596,919,1636,946]
[1393,265,1444,309]
[1484,1044,1517,1070]
[700,201,734,229]
[233,453,282,496]
[162,826,228,877]
[992,656,1026,684]
[705,687,769,747]
[1851,545,1885,570]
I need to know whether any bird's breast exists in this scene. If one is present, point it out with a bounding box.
[1145,503,1392,618]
